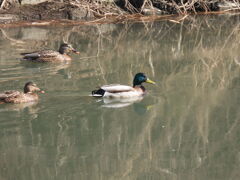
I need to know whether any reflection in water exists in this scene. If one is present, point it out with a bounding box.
[0,101,39,120]
[20,60,72,77]
[0,14,240,180]
[100,96,157,116]
[101,96,144,108]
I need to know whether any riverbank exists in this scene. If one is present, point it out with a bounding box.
[0,0,239,26]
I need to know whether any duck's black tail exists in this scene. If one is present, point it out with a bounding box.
[92,88,105,97]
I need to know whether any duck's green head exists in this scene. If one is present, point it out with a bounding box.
[133,73,156,87]
[59,43,80,55]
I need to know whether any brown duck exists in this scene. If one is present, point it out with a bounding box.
[0,82,44,104]
[21,43,80,62]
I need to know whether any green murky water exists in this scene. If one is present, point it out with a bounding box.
[0,14,240,180]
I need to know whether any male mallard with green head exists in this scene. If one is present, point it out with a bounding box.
[92,73,155,98]
[0,82,44,104]
[21,43,80,62]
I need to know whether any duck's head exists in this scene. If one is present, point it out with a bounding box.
[59,43,80,55]
[133,73,156,87]
[24,82,45,94]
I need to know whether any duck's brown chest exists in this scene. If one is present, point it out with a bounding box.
[10,93,39,103]
[134,86,146,93]
[62,54,72,61]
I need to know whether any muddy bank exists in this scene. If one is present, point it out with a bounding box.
[0,0,239,25]
[0,0,127,24]
[0,1,95,23]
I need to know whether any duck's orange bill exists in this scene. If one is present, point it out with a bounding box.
[74,51,80,54]
[72,49,80,54]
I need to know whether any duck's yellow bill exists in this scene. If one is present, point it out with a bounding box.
[146,79,156,84]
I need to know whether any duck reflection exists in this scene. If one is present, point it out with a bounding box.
[20,60,71,77]
[101,96,144,108]
[97,93,161,117]
[99,96,157,115]
[133,101,154,115]
[0,101,40,118]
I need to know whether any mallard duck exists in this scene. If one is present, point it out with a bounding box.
[92,73,155,98]
[0,82,44,104]
[20,43,80,62]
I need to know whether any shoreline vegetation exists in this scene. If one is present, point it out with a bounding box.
[0,0,240,26]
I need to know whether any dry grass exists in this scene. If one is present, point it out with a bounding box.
[0,0,239,27]
[1,0,240,15]
[77,0,240,15]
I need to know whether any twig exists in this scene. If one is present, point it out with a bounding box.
[0,0,7,9]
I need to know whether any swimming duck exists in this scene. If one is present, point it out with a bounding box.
[0,82,44,104]
[92,73,155,98]
[21,43,80,62]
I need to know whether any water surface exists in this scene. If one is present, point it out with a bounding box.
[0,14,240,180]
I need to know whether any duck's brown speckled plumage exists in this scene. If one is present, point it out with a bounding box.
[21,43,80,62]
[0,82,44,104]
